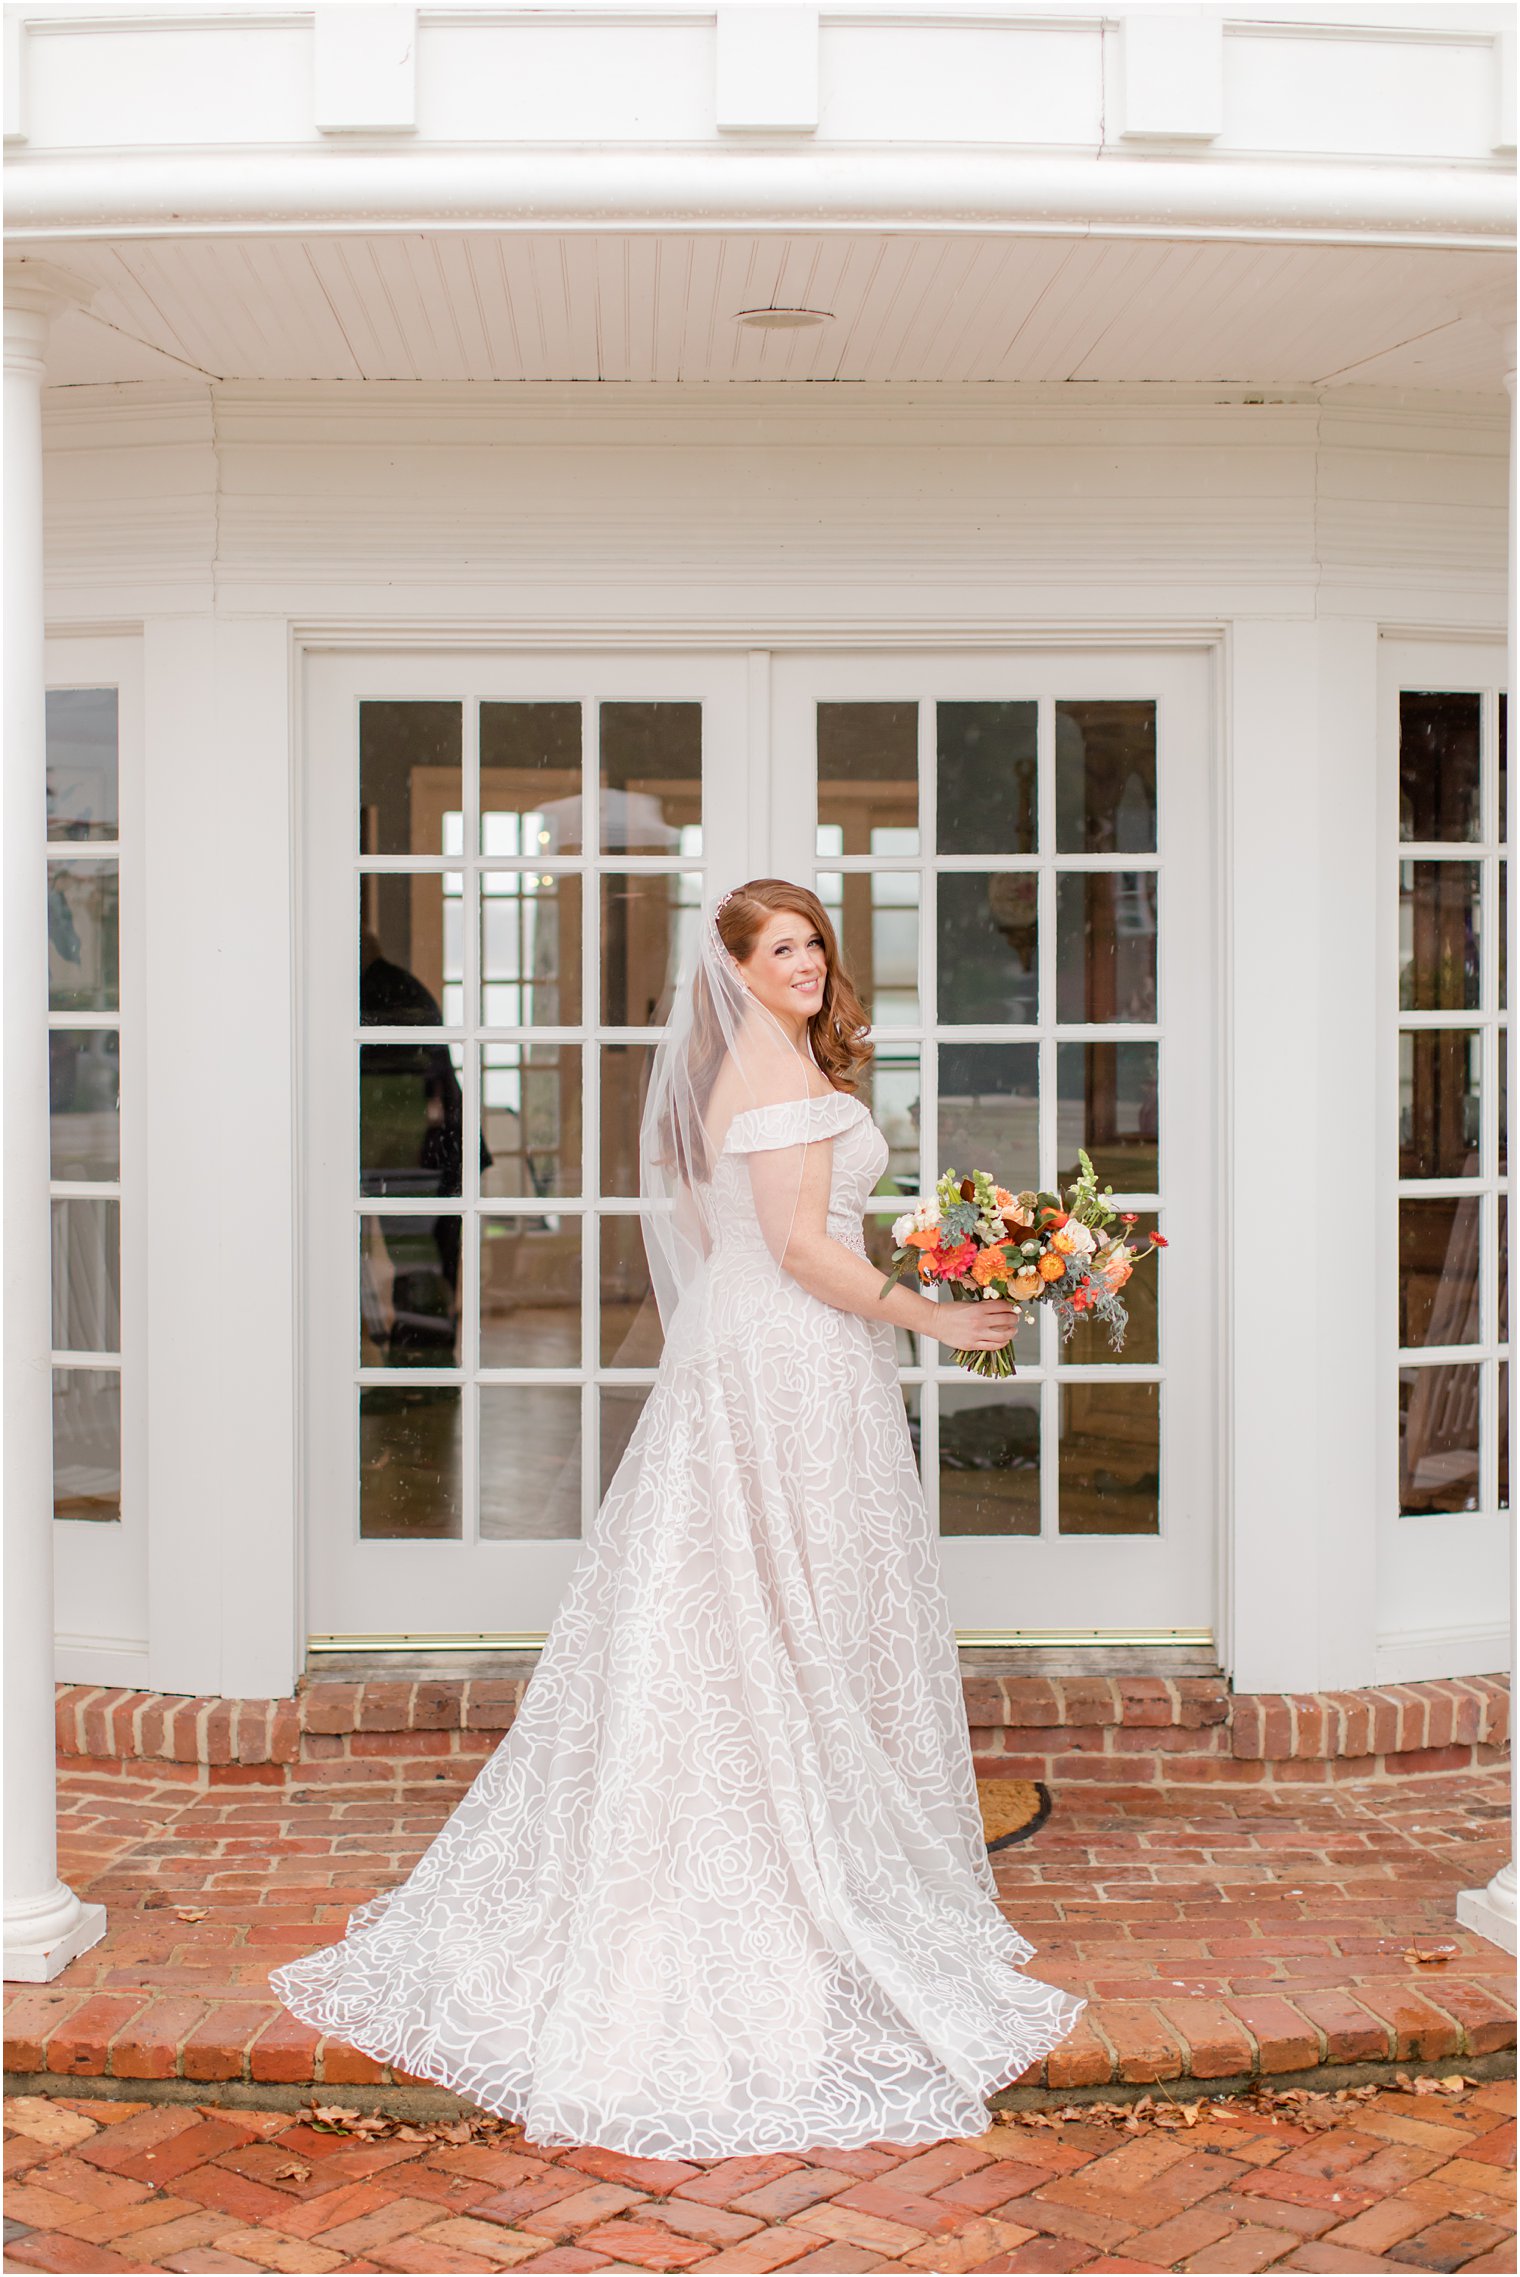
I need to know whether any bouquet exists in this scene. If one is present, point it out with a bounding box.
[879,1149,1167,1377]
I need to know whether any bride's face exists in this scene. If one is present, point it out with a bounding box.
[739,909,828,1031]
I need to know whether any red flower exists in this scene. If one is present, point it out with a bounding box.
[1150,1232,1169,1248]
[928,1240,977,1280]
[1120,1211,1138,1224]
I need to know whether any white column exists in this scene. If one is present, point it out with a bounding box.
[3,260,107,1982]
[1458,343,1519,1958]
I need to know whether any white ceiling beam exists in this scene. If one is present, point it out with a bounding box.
[1118,10,1223,145]
[313,3,417,137]
[715,4,818,136]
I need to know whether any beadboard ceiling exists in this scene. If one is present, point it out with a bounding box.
[31,230,1515,392]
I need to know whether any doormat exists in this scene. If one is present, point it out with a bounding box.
[977,1777,1052,1851]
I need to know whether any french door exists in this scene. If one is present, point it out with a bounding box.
[304,646,1217,1648]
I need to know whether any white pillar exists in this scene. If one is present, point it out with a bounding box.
[3,259,107,1982]
[1458,338,1519,1959]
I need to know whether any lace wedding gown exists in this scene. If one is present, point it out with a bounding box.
[272,1089,1085,2156]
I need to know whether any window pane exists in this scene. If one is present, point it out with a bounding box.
[481,1043,581,1199]
[600,1044,655,1198]
[937,872,1038,1024]
[1500,1194,1508,1346]
[1501,1028,1509,1180]
[48,861,118,1013]
[601,1215,662,1367]
[1059,1379,1159,1534]
[1500,1360,1509,1513]
[480,1386,580,1538]
[480,1215,581,1368]
[1055,700,1156,855]
[601,1383,653,1498]
[1400,691,1481,843]
[47,688,118,843]
[1056,871,1158,1024]
[1398,1196,1479,1349]
[938,1382,1041,1536]
[1057,1041,1159,1193]
[482,872,582,1028]
[359,1385,461,1538]
[481,701,582,856]
[1398,1030,1480,1180]
[600,702,702,853]
[53,1369,121,1522]
[359,1041,466,1199]
[360,1215,462,1366]
[936,702,1037,857]
[51,1198,119,1352]
[864,1215,922,1366]
[1398,1364,1478,1514]
[937,1044,1038,1194]
[1398,862,1480,1011]
[601,873,701,1025]
[50,1029,120,1181]
[1501,863,1508,1014]
[1501,693,1509,845]
[819,871,918,1028]
[863,1047,921,1194]
[818,702,918,855]
[1062,1251,1159,1365]
[359,700,462,857]
[360,873,459,1024]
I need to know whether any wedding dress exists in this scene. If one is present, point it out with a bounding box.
[272,903,1085,2157]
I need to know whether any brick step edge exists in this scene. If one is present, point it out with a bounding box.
[7,1983,1515,2098]
[55,1672,1510,1785]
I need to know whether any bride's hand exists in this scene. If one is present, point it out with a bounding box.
[920,1297,1021,1351]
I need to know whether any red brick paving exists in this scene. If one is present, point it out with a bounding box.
[2,2082,1513,2274]
[5,1761,1512,2097]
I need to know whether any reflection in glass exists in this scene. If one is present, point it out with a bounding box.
[937,1044,1038,1194]
[937,702,1036,857]
[481,1386,581,1538]
[1057,872,1157,1024]
[1500,1195,1508,1345]
[1398,1364,1478,1514]
[1063,1249,1159,1365]
[600,1216,662,1367]
[360,1041,466,1199]
[360,874,457,1024]
[1059,1379,1159,1534]
[937,872,1037,1024]
[1398,1030,1480,1180]
[1399,691,1481,843]
[602,1384,653,1497]
[818,703,918,854]
[601,873,701,1025]
[938,1382,1041,1536]
[53,1368,121,1522]
[1502,694,1509,845]
[359,701,462,857]
[600,1045,654,1199]
[1500,1360,1509,1513]
[600,702,702,853]
[480,1215,580,1368]
[1057,1042,1159,1192]
[1502,863,1508,1014]
[817,872,918,1028]
[50,1199,119,1352]
[50,1030,120,1180]
[1502,1029,1509,1180]
[1398,1196,1479,1348]
[360,1214,462,1367]
[481,701,582,856]
[483,872,581,1028]
[48,862,118,1013]
[47,689,118,842]
[1398,862,1480,1011]
[864,1051,920,1193]
[359,1385,462,1538]
[481,1043,581,1199]
[1055,701,1156,855]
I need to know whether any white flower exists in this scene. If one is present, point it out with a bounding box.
[1061,1219,1098,1255]
[892,1201,939,1245]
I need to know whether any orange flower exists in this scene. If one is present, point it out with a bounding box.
[1037,1252,1066,1281]
[904,1227,940,1250]
[972,1244,1011,1286]
[1010,1269,1041,1300]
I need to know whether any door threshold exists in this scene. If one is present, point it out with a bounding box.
[306,1631,1220,1683]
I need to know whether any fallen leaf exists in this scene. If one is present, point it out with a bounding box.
[173,1908,209,1922]
[1404,1946,1456,1965]
[273,2162,311,2183]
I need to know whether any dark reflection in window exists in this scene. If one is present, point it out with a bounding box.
[360,1215,462,1367]
[359,1041,467,1200]
[937,1043,1039,1195]
[1399,1196,1479,1348]
[600,1045,655,1198]
[480,1386,581,1538]
[48,863,118,1013]
[937,872,1038,1024]
[1399,1030,1480,1180]
[480,1216,581,1369]
[482,701,582,856]
[601,1384,653,1498]
[1057,872,1157,1024]
[1400,691,1481,843]
[359,701,463,857]
[1502,1030,1510,1180]
[1055,701,1156,855]
[937,703,1036,857]
[1057,1041,1159,1193]
[938,1384,1041,1536]
[52,1369,121,1523]
[600,703,702,853]
[1059,1380,1159,1534]
[1399,863,1480,1011]
[601,873,699,1025]
[359,1385,462,1538]
[1398,1364,1479,1514]
[1064,1253,1159,1365]
[51,1198,120,1352]
[47,689,118,842]
[360,875,455,1023]
[600,1216,662,1367]
[50,1030,120,1181]
[1500,1195,1508,1345]
[1500,1361,1509,1513]
[1501,695,1509,844]
[818,702,918,853]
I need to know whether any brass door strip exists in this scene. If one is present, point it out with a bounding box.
[309,1629,1215,1655]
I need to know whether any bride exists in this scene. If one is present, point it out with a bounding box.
[272,877,1085,2157]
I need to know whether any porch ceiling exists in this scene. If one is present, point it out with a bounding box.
[28,228,1515,393]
